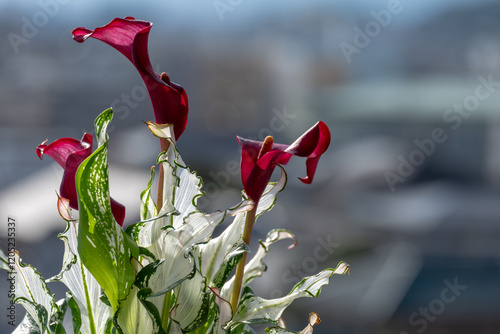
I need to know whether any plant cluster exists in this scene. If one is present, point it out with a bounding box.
[1,17,348,334]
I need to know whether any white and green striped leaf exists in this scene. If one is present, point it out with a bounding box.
[131,123,204,253]
[265,312,321,334]
[195,210,249,290]
[141,226,196,299]
[228,323,256,334]
[0,247,10,271]
[114,286,157,334]
[12,312,42,334]
[9,252,64,333]
[149,123,203,229]
[228,263,349,328]
[140,166,160,221]
[254,166,287,217]
[170,271,211,332]
[222,229,296,301]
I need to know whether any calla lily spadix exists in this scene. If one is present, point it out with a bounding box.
[237,121,331,204]
[36,133,126,226]
[72,17,188,141]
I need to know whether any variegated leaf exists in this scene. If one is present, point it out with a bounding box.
[170,271,211,332]
[12,312,42,334]
[114,286,158,334]
[221,229,296,301]
[265,312,321,334]
[255,166,287,217]
[228,263,349,328]
[148,123,203,228]
[0,247,9,271]
[10,252,63,333]
[140,166,160,221]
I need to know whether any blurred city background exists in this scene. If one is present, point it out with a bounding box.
[1,0,500,333]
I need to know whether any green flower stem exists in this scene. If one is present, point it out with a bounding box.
[161,291,172,331]
[157,138,171,210]
[230,204,257,313]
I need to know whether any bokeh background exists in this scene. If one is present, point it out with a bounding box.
[2,0,500,333]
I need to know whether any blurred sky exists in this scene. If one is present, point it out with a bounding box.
[1,0,495,26]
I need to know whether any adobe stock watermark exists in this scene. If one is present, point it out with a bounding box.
[213,0,244,21]
[6,217,17,327]
[339,0,407,64]
[269,235,339,298]
[82,64,163,137]
[197,106,296,209]
[399,277,467,334]
[7,0,70,54]
[385,74,500,191]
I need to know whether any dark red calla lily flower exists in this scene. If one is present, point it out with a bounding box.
[37,134,126,226]
[237,121,331,203]
[72,17,188,141]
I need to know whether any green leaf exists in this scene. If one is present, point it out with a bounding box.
[66,293,82,334]
[228,263,349,328]
[76,108,139,312]
[49,219,112,334]
[94,107,113,147]
[52,298,69,334]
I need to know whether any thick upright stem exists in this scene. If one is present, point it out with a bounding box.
[161,291,172,331]
[157,138,170,211]
[158,137,172,330]
[230,205,257,313]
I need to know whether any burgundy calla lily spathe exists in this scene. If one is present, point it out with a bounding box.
[37,134,126,226]
[237,121,331,203]
[72,17,188,141]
